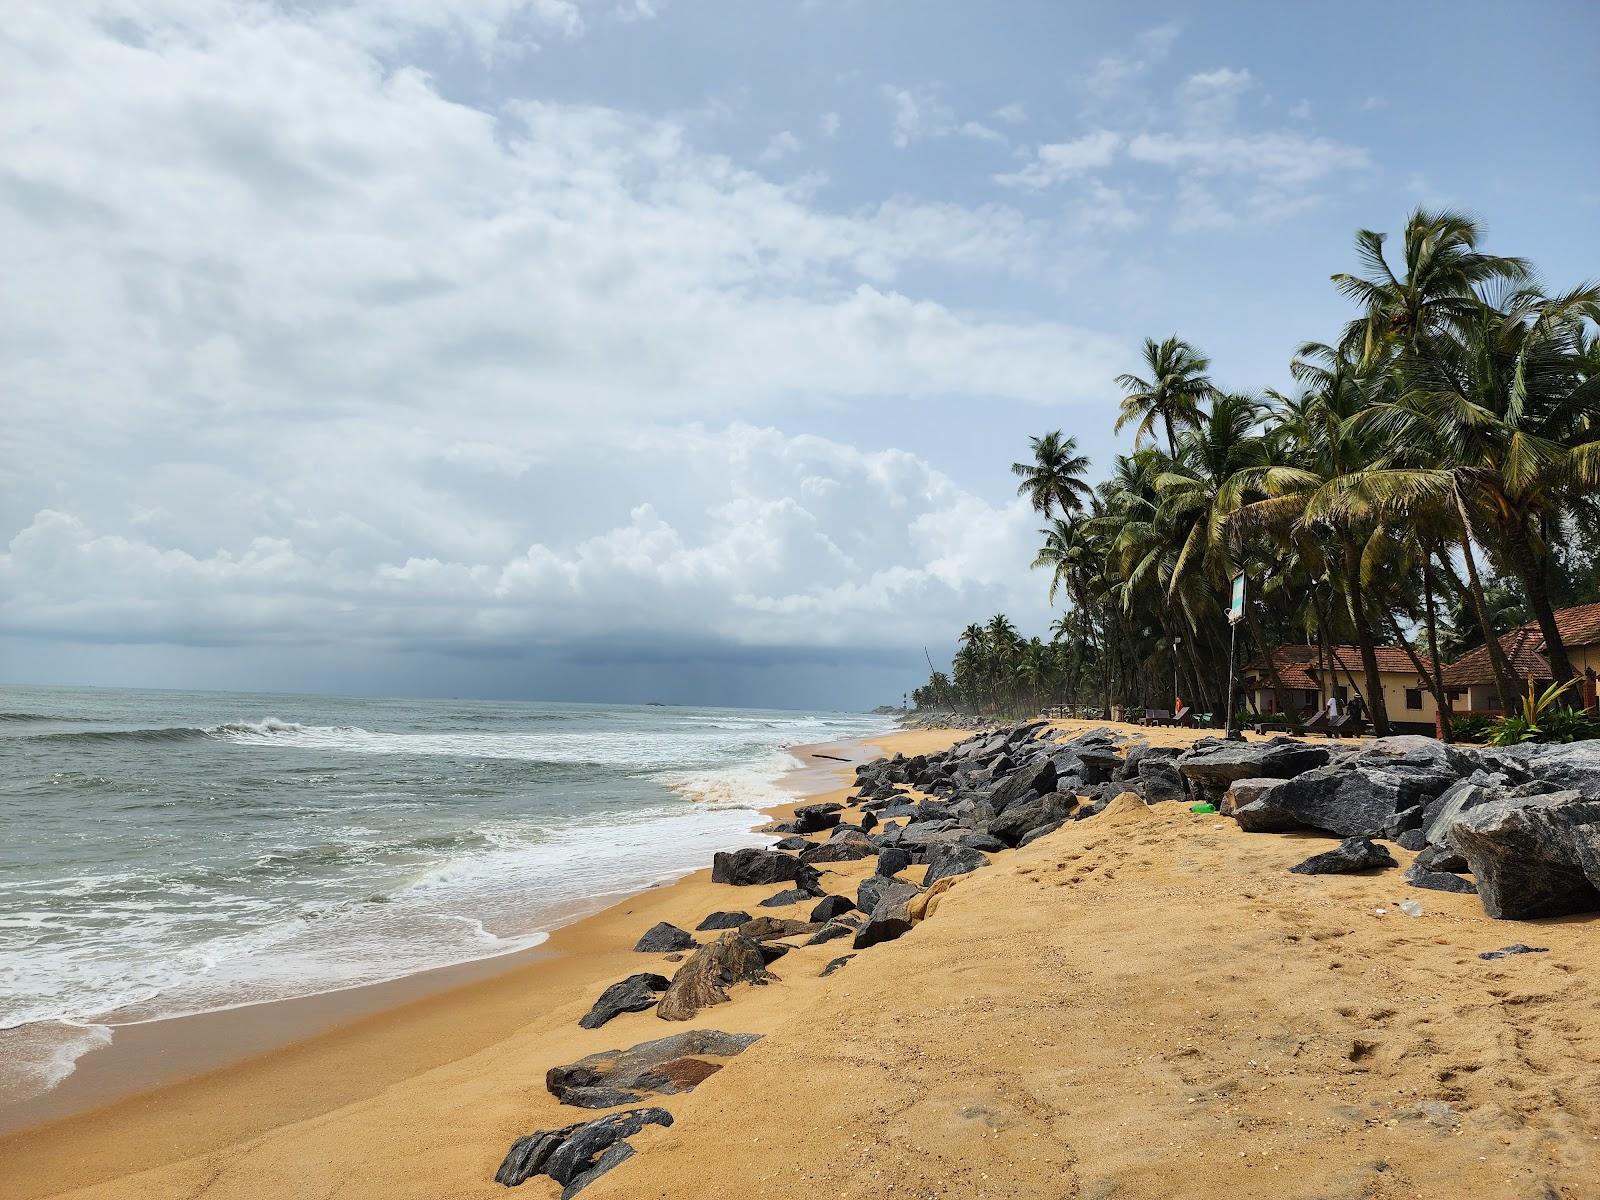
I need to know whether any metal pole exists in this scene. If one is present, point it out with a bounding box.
[1224,619,1240,740]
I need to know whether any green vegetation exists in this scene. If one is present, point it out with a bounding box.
[915,209,1600,735]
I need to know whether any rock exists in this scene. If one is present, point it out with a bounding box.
[1288,836,1398,875]
[853,880,922,949]
[772,836,810,851]
[809,895,854,923]
[794,803,843,834]
[1268,766,1419,838]
[1447,792,1600,919]
[656,933,775,1021]
[804,920,855,946]
[542,1108,673,1190]
[579,973,671,1030]
[874,847,913,877]
[1383,803,1426,840]
[633,922,697,953]
[1220,776,1284,816]
[1518,742,1600,797]
[758,888,811,907]
[982,758,1058,816]
[1403,864,1477,894]
[859,810,878,834]
[799,828,876,863]
[922,844,989,886]
[1421,775,1509,845]
[989,791,1074,846]
[737,915,816,942]
[1136,756,1187,804]
[1477,943,1549,960]
[694,910,751,931]
[1396,827,1428,852]
[561,1143,634,1199]
[546,1030,761,1107]
[1232,796,1301,832]
[1018,820,1065,847]
[710,848,820,890]
[497,1125,578,1187]
[1179,737,1329,801]
[820,954,855,976]
[1414,843,1466,873]
[857,871,904,915]
[957,831,1006,853]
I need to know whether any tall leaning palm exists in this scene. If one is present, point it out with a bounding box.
[1012,431,1092,518]
[1115,336,1213,458]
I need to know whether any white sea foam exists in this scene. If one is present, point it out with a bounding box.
[0,1020,113,1104]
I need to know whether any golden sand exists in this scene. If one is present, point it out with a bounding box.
[5,724,1597,1200]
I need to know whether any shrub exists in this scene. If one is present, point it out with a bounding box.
[1537,706,1600,744]
[1448,713,1495,743]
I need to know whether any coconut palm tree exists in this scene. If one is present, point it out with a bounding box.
[1011,432,1093,518]
[1114,336,1213,458]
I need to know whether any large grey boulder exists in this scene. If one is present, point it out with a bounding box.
[711,848,820,892]
[799,828,876,864]
[793,802,843,834]
[633,922,697,953]
[874,847,913,878]
[694,910,751,931]
[1403,864,1478,894]
[1268,765,1419,838]
[1447,792,1600,919]
[1421,773,1510,845]
[1222,776,1288,816]
[1136,755,1187,804]
[655,933,774,1021]
[1179,737,1329,802]
[1519,742,1600,798]
[853,880,923,949]
[989,791,1075,846]
[982,758,1058,815]
[922,843,989,886]
[857,871,908,915]
[546,1029,759,1109]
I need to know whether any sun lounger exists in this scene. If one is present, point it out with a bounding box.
[1142,707,1171,726]
[1169,705,1194,728]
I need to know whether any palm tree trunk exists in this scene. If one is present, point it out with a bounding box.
[1451,491,1518,709]
[1244,604,1290,715]
[1500,512,1574,683]
[1340,533,1392,735]
[1421,550,1453,738]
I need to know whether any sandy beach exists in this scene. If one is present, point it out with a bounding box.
[5,722,1598,1200]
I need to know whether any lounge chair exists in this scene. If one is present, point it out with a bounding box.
[1299,710,1329,736]
[1142,707,1171,726]
[1170,705,1195,728]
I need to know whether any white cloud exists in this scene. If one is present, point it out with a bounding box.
[0,3,1118,672]
[994,130,1121,190]
[1126,130,1371,188]
[1083,22,1180,98]
[1178,67,1253,128]
[757,129,804,162]
[959,120,1008,146]
[992,102,1027,125]
[879,83,955,147]
[818,111,841,138]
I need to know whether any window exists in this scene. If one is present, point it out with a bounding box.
[1405,688,1423,710]
[1335,686,1348,702]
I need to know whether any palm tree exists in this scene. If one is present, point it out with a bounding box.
[1115,336,1213,458]
[1012,432,1093,518]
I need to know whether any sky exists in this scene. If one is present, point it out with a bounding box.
[3,1,1597,711]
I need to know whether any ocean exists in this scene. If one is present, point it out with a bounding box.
[0,685,892,1105]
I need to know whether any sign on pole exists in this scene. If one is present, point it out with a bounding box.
[1228,572,1247,625]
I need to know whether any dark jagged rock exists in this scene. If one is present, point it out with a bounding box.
[799,828,876,863]
[957,831,1006,853]
[758,887,811,907]
[656,933,774,1021]
[1232,795,1301,832]
[857,872,903,915]
[853,880,922,949]
[1447,792,1600,919]
[1221,776,1287,816]
[579,973,671,1030]
[794,802,843,834]
[1403,863,1478,894]
[804,920,855,946]
[1179,737,1330,802]
[711,848,819,890]
[772,836,811,851]
[989,791,1074,846]
[859,810,878,834]
[1268,766,1418,838]
[1422,775,1511,846]
[695,910,751,931]
[1384,803,1426,840]
[1136,756,1186,804]
[562,1143,634,1199]
[1414,843,1467,873]
[922,843,989,886]
[633,922,698,953]
[542,1108,673,1190]
[1018,820,1065,847]
[809,894,854,923]
[546,1030,760,1107]
[982,758,1058,816]
[497,1125,578,1187]
[820,954,855,976]
[1478,943,1549,960]
[1288,836,1398,875]
[1396,827,1429,852]
[874,847,913,878]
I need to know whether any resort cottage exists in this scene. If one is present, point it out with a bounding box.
[1439,601,1600,715]
[1241,644,1440,734]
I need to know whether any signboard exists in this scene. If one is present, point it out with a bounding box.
[1228,572,1247,625]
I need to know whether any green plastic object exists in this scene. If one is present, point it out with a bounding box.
[1190,802,1217,814]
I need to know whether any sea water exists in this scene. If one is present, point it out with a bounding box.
[0,685,891,1104]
